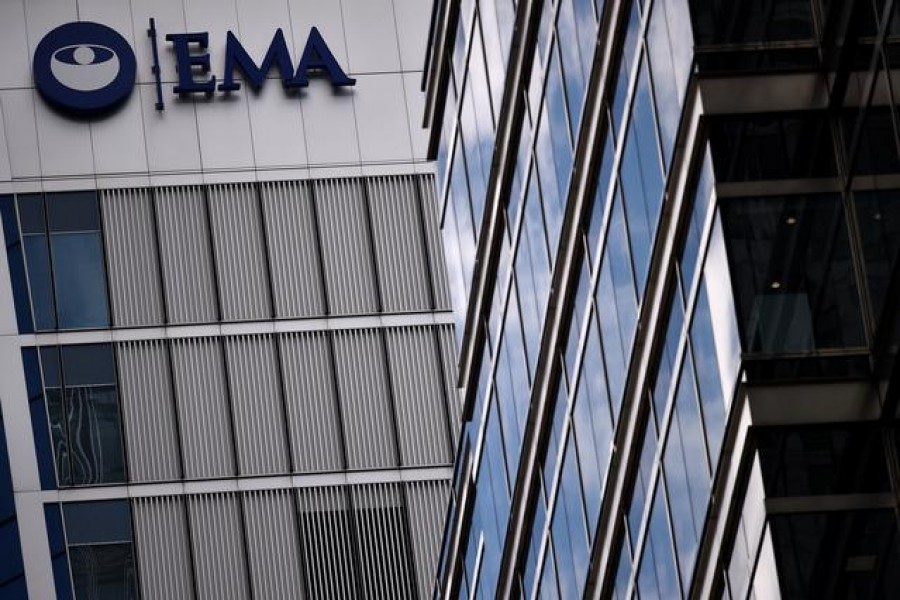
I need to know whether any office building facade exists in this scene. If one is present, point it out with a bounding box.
[425,0,900,598]
[0,1,460,598]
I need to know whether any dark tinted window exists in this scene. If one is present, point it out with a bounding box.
[690,0,815,45]
[846,108,900,176]
[756,424,891,496]
[17,194,46,234]
[720,194,865,353]
[709,113,837,181]
[63,501,132,545]
[46,192,101,232]
[64,500,137,600]
[769,510,900,599]
[40,345,125,486]
[853,189,900,328]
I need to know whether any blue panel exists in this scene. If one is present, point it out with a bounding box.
[0,196,34,334]
[44,504,73,600]
[23,235,56,331]
[22,348,57,490]
[0,408,27,598]
[50,232,110,329]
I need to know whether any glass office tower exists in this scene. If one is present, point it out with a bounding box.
[0,1,458,599]
[425,0,900,598]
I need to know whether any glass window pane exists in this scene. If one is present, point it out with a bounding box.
[60,345,116,386]
[647,1,680,162]
[66,386,125,485]
[574,313,613,534]
[537,539,561,600]
[70,544,138,600]
[637,483,680,600]
[557,1,588,136]
[690,281,727,464]
[849,108,900,176]
[653,286,684,425]
[608,191,639,357]
[663,357,710,587]
[46,192,101,233]
[51,232,110,329]
[63,500,132,545]
[558,432,590,593]
[769,510,900,598]
[619,60,664,298]
[47,388,72,487]
[720,194,865,353]
[23,234,56,331]
[756,423,891,496]
[709,113,837,182]
[596,257,627,407]
[17,194,46,234]
[853,189,900,328]
[691,0,815,45]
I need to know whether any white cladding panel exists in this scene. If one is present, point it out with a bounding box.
[0,0,432,185]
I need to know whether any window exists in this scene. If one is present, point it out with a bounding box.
[708,113,837,182]
[16,192,110,331]
[854,189,900,329]
[755,423,891,497]
[720,194,865,353]
[41,344,126,486]
[690,0,815,45]
[768,510,900,598]
[63,501,138,600]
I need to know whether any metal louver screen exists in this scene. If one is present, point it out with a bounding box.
[279,331,344,472]
[418,175,452,310]
[170,337,235,479]
[259,180,326,318]
[154,186,218,324]
[101,188,165,327]
[297,486,358,599]
[207,183,272,321]
[351,483,417,599]
[243,489,306,599]
[96,174,446,325]
[437,325,462,446]
[224,335,290,475]
[367,176,432,312]
[314,178,379,315]
[331,329,398,469]
[130,481,450,600]
[406,479,452,599]
[187,493,250,600]
[132,496,195,600]
[385,327,452,466]
[117,340,180,482]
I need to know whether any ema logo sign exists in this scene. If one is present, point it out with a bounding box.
[33,22,137,115]
[33,20,355,117]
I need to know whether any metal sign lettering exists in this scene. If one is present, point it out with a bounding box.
[33,20,355,117]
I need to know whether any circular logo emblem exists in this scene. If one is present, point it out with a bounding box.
[33,22,136,116]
